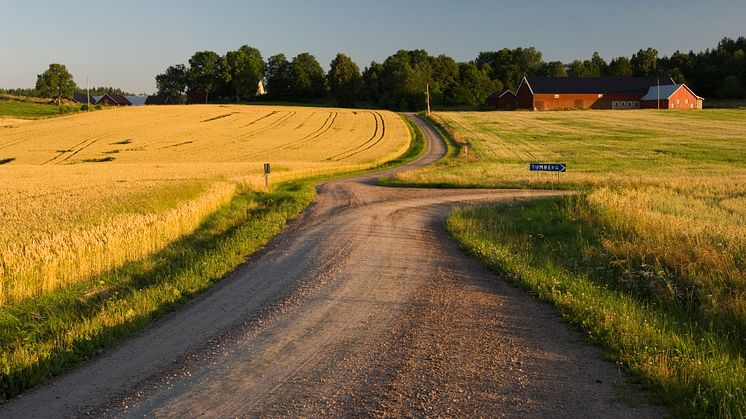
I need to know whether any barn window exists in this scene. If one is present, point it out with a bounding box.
[554,94,559,99]
[671,104,675,108]
[685,98,689,104]
[676,99,680,104]
[598,94,603,98]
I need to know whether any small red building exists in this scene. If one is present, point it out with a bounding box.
[640,84,703,109]
[487,89,517,110]
[513,76,701,111]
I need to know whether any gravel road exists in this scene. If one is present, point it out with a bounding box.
[1,115,665,418]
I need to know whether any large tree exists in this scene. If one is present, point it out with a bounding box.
[35,63,76,105]
[265,54,293,99]
[156,64,188,103]
[225,45,264,101]
[541,61,567,77]
[608,56,633,77]
[291,53,326,100]
[631,48,659,76]
[362,62,384,104]
[326,53,362,107]
[188,51,222,103]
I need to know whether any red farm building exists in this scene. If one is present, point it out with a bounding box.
[486,89,517,110]
[512,76,703,111]
[640,84,704,109]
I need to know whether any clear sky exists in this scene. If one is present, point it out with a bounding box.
[1,0,744,93]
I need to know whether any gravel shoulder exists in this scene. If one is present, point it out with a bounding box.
[1,115,665,418]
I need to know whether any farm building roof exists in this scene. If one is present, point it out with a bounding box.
[145,95,173,105]
[124,96,148,106]
[72,93,91,104]
[487,89,516,99]
[522,76,676,95]
[92,95,102,103]
[640,84,703,100]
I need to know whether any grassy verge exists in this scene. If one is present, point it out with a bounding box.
[447,199,745,417]
[0,101,82,119]
[0,113,425,401]
[386,111,746,417]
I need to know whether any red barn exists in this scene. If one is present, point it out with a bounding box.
[640,84,704,109]
[514,76,703,111]
[487,89,517,110]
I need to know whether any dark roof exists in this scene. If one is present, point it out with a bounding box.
[145,94,173,105]
[124,96,148,106]
[73,92,90,104]
[487,89,516,99]
[97,94,131,105]
[522,76,676,95]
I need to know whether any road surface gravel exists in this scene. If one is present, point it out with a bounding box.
[1,115,665,418]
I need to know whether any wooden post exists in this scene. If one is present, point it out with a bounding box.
[426,83,431,116]
[264,163,270,190]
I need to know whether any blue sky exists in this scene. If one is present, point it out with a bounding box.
[1,0,744,93]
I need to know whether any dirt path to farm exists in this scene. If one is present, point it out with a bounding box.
[1,115,665,418]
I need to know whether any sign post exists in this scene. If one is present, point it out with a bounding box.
[264,163,271,189]
[529,163,566,182]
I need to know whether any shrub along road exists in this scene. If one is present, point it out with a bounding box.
[1,115,665,417]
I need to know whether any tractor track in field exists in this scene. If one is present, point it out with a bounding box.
[0,114,665,418]
[327,111,386,161]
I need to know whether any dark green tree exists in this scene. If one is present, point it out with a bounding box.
[631,48,658,76]
[188,51,222,103]
[540,61,567,77]
[156,64,188,103]
[35,63,76,105]
[567,60,600,77]
[326,53,362,107]
[362,62,384,104]
[453,62,498,105]
[265,54,293,99]
[608,56,633,77]
[431,54,460,106]
[591,52,608,76]
[225,45,264,101]
[290,53,326,100]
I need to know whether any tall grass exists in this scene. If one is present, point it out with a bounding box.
[0,182,237,305]
[448,200,746,417]
[402,110,746,417]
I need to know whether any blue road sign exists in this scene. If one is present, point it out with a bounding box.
[529,163,566,172]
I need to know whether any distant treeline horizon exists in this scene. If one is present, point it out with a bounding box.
[4,36,744,110]
[155,36,746,110]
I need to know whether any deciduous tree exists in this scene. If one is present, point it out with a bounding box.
[156,64,188,103]
[265,54,293,99]
[327,53,362,107]
[35,63,76,105]
[188,51,222,103]
[225,45,264,101]
[291,53,326,100]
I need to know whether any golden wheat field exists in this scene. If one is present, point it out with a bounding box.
[0,105,409,304]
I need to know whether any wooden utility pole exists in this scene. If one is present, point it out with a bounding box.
[86,77,90,111]
[426,83,431,116]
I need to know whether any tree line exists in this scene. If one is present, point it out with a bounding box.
[157,37,746,110]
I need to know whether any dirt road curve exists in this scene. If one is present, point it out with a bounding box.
[2,115,664,418]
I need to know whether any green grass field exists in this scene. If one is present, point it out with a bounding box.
[395,110,746,417]
[0,100,81,119]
